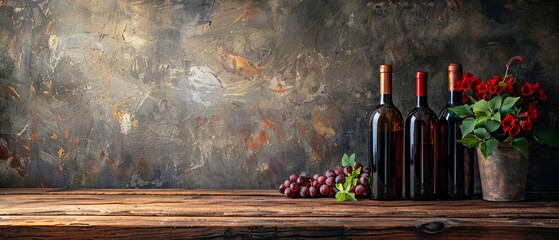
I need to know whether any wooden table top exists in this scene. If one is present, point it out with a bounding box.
[1,188,558,239]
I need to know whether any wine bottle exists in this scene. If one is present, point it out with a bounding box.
[437,64,474,199]
[368,65,404,200]
[405,71,437,200]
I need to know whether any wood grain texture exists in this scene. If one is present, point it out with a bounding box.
[1,189,559,239]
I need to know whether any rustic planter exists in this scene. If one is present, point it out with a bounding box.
[476,143,529,201]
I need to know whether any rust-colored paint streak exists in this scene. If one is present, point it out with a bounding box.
[22,145,31,151]
[297,123,306,137]
[311,112,335,139]
[0,141,9,160]
[269,82,289,93]
[197,116,206,126]
[220,49,264,79]
[31,123,39,141]
[243,130,269,153]
[262,117,286,143]
[0,83,24,102]
[64,129,69,139]
[111,100,129,122]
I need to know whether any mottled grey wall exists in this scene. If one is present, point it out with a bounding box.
[1,0,558,189]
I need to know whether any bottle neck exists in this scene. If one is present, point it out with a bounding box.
[448,90,463,105]
[415,73,428,107]
[380,94,393,105]
[379,70,392,104]
[416,96,428,107]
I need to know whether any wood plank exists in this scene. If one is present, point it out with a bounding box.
[1,189,559,239]
[1,216,559,239]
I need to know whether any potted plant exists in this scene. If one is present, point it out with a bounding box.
[449,56,559,201]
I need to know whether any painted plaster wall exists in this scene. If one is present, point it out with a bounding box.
[0,0,558,189]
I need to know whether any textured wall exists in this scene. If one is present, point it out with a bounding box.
[1,0,558,189]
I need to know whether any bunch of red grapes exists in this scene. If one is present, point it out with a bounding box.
[279,163,370,198]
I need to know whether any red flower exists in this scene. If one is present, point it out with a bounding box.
[532,82,541,92]
[502,83,514,94]
[489,85,502,95]
[520,119,533,131]
[508,124,521,138]
[501,114,516,132]
[476,82,488,95]
[459,78,471,91]
[526,109,539,120]
[488,77,499,86]
[537,89,548,103]
[469,75,482,88]
[521,82,534,97]
[504,76,515,85]
[506,56,524,68]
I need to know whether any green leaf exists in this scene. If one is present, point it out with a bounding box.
[449,105,473,118]
[341,154,349,167]
[488,95,502,112]
[345,192,357,201]
[349,153,356,168]
[460,118,476,138]
[480,138,499,160]
[335,191,348,202]
[472,100,491,117]
[485,120,500,133]
[336,183,344,191]
[512,137,530,159]
[474,128,491,140]
[531,122,559,149]
[492,112,501,122]
[502,96,520,110]
[458,134,481,148]
[343,178,352,190]
[336,191,357,202]
[475,116,490,127]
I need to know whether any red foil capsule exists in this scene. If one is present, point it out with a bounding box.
[416,71,428,97]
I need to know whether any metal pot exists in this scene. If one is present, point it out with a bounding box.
[476,143,529,201]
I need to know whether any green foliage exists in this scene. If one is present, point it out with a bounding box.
[336,153,361,202]
[341,153,355,168]
[531,122,559,149]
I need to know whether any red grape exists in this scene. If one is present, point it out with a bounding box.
[290,182,300,192]
[312,181,321,188]
[326,177,335,187]
[335,166,344,175]
[313,174,320,181]
[343,166,353,175]
[354,162,362,171]
[284,188,295,198]
[360,176,369,186]
[283,179,291,188]
[299,186,309,198]
[325,170,336,178]
[309,186,318,197]
[279,184,286,194]
[317,176,326,184]
[335,175,345,184]
[355,185,365,196]
[320,184,330,196]
[289,174,299,182]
